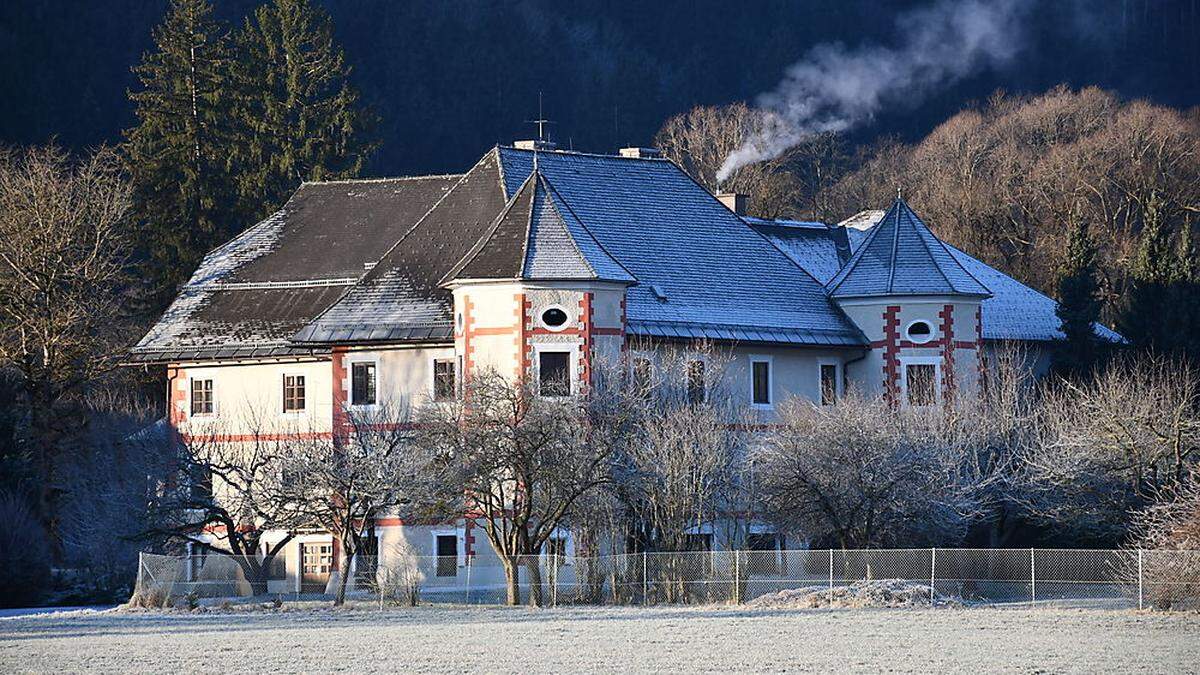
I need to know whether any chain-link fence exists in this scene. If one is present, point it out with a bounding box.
[131,548,1200,611]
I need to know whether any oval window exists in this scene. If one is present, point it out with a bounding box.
[906,320,933,343]
[541,307,569,329]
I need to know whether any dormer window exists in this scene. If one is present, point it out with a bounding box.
[540,306,569,330]
[906,320,934,344]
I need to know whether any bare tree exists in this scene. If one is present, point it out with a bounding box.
[0,144,133,557]
[755,391,987,549]
[418,368,627,606]
[276,403,449,606]
[655,103,803,218]
[143,411,306,595]
[1017,356,1200,541]
[1128,471,1200,609]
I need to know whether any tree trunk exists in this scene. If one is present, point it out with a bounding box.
[525,555,545,607]
[334,546,353,606]
[500,555,521,605]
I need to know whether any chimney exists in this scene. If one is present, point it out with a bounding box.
[716,192,748,216]
[618,146,661,159]
[513,139,558,151]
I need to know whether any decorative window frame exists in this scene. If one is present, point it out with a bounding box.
[899,355,942,407]
[904,319,936,345]
[293,533,337,593]
[816,358,842,405]
[532,342,580,398]
[430,526,467,568]
[538,303,574,332]
[748,354,773,409]
[347,358,380,410]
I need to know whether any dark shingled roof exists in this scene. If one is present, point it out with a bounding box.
[826,199,991,299]
[129,175,459,363]
[292,150,510,344]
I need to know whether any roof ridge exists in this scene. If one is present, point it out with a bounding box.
[500,145,671,162]
[519,172,540,276]
[886,200,901,294]
[442,170,537,285]
[301,173,463,185]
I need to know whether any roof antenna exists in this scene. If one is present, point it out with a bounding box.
[525,91,556,143]
[896,186,902,202]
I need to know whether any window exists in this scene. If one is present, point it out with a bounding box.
[262,543,286,581]
[433,358,457,401]
[435,534,458,577]
[283,374,306,413]
[686,360,706,405]
[820,364,839,406]
[751,359,771,406]
[906,320,934,344]
[540,306,569,330]
[684,533,713,552]
[538,351,571,397]
[906,363,937,407]
[190,379,213,416]
[351,362,376,406]
[187,544,207,581]
[631,357,653,400]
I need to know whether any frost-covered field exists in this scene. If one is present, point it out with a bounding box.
[1,604,1197,673]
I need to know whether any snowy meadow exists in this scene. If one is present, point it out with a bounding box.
[1,604,1197,673]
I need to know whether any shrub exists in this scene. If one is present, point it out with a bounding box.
[0,491,51,608]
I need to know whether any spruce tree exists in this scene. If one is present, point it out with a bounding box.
[124,0,237,306]
[1054,219,1102,376]
[233,0,378,219]
[1120,192,1182,353]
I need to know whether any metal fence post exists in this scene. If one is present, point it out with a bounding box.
[551,553,558,608]
[1030,548,1036,605]
[930,547,936,607]
[643,551,649,605]
[1137,548,1144,611]
[828,549,834,607]
[465,555,472,605]
[733,550,741,605]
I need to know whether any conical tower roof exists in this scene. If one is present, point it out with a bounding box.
[826,198,990,299]
[442,168,635,285]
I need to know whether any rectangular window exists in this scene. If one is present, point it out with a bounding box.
[631,357,653,400]
[747,533,783,575]
[435,534,458,577]
[351,362,376,406]
[686,360,706,405]
[433,358,457,402]
[283,374,306,413]
[190,379,213,416]
[751,360,771,406]
[538,351,571,397]
[820,364,839,406]
[906,364,937,407]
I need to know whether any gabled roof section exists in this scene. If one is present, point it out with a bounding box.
[443,169,636,284]
[826,199,991,299]
[293,150,510,344]
[129,175,459,363]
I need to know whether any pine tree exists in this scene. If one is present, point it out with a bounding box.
[124,0,237,306]
[1054,219,1102,376]
[232,0,378,219]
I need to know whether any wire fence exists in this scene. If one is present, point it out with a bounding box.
[131,547,1200,611]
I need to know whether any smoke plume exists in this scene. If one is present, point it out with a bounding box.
[717,0,1033,182]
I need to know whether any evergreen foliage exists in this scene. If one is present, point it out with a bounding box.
[124,0,237,306]
[123,0,376,307]
[231,0,378,222]
[1054,219,1102,376]
[1119,193,1200,356]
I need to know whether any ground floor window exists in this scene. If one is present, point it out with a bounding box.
[436,534,458,577]
[747,533,785,575]
[300,542,333,592]
[538,351,571,397]
[905,363,937,407]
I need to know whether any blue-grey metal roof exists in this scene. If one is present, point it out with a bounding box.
[497,148,864,347]
[826,199,992,299]
[755,209,1123,344]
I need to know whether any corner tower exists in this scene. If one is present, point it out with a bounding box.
[441,167,635,393]
[826,199,991,406]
